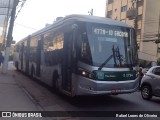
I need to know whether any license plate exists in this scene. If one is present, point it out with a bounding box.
[111,89,121,93]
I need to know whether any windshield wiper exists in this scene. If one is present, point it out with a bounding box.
[98,54,113,70]
[115,46,122,67]
[98,46,117,70]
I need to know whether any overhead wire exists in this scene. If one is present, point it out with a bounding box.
[14,22,38,30]
[12,0,38,31]
[15,0,27,20]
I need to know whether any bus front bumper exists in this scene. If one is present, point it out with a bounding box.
[75,76,139,96]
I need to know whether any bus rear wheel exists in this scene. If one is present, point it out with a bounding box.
[31,67,35,79]
[52,72,59,91]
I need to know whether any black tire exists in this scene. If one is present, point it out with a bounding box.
[141,85,152,100]
[52,72,59,91]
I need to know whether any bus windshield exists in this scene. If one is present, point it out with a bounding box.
[79,22,137,68]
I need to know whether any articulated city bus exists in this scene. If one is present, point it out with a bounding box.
[14,14,139,97]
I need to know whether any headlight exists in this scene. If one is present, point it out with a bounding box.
[78,68,96,79]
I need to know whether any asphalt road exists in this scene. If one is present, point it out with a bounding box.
[8,62,160,120]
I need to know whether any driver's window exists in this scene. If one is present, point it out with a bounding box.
[80,32,92,64]
[81,32,89,57]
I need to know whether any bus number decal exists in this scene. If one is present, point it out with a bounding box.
[123,73,133,78]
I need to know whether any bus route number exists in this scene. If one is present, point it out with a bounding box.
[123,73,133,78]
[109,30,113,35]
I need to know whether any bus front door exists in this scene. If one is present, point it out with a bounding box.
[62,32,73,92]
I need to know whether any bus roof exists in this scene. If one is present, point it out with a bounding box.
[63,14,132,27]
[17,14,133,43]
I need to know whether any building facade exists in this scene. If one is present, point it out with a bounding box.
[105,0,160,66]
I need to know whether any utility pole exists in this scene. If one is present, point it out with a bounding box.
[126,0,138,43]
[2,0,19,74]
[156,11,160,56]
[158,11,160,40]
[134,0,138,39]
[127,0,138,29]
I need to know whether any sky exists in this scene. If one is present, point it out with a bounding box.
[13,0,106,42]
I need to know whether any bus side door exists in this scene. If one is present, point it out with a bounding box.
[20,42,24,70]
[36,36,43,77]
[25,36,31,75]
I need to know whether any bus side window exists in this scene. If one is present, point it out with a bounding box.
[44,31,64,66]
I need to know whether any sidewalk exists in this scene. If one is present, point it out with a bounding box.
[0,63,76,120]
[0,63,41,111]
[0,64,48,120]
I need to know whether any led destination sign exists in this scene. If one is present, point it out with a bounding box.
[96,71,136,81]
[93,28,129,38]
